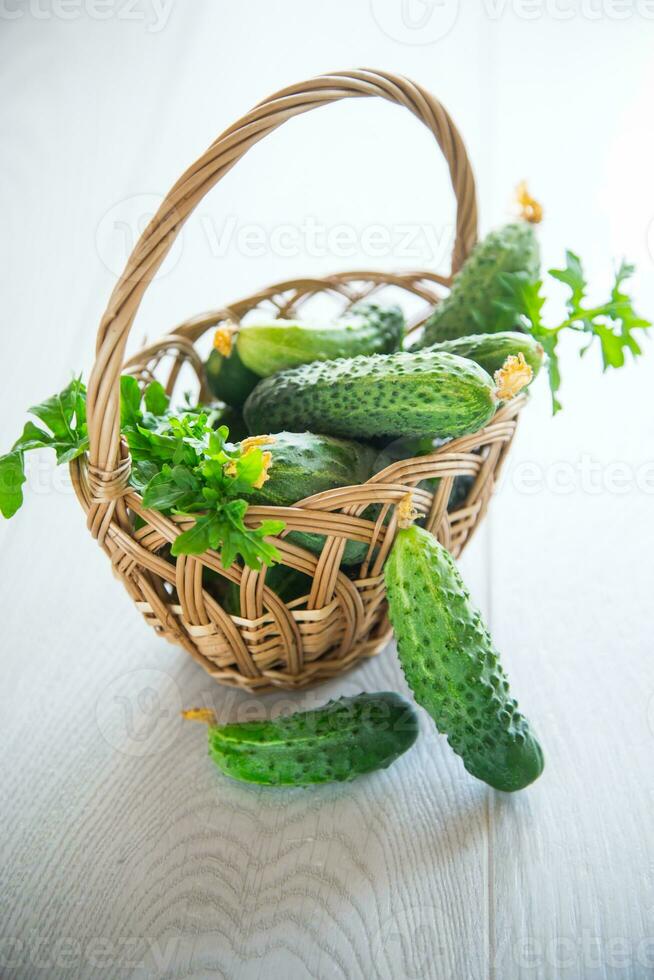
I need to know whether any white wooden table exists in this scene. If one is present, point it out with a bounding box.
[2,9,654,979]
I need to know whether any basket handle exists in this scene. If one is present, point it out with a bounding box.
[85,68,478,508]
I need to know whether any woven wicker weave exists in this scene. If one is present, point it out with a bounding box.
[70,70,526,691]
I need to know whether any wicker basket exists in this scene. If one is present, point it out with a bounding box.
[71,69,526,692]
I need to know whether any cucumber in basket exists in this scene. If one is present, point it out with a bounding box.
[424,331,544,381]
[418,222,540,346]
[235,303,405,377]
[244,349,531,441]
[183,692,419,786]
[373,439,475,514]
[241,431,377,566]
[385,504,544,792]
[205,344,260,408]
[221,563,313,615]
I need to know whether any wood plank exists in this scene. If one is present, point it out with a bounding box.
[0,497,491,979]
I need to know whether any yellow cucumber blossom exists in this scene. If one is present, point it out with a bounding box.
[494,353,533,401]
[515,181,543,224]
[213,327,235,357]
[252,450,273,489]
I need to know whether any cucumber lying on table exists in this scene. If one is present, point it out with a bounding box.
[183,692,419,786]
[385,503,544,792]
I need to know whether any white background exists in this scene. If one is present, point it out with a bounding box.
[2,4,654,979]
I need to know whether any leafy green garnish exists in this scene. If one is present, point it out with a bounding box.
[1,375,285,572]
[495,252,650,412]
[0,451,27,519]
[119,383,285,570]
[0,377,88,518]
[143,380,170,416]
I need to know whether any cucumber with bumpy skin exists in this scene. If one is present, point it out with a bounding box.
[385,518,544,792]
[237,303,405,377]
[242,431,377,565]
[419,223,540,345]
[244,350,515,441]
[184,692,419,786]
[424,331,544,381]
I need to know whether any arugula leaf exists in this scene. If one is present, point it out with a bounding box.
[144,380,170,416]
[549,249,586,309]
[1,377,89,518]
[0,450,27,518]
[13,420,54,453]
[497,255,650,412]
[171,514,219,556]
[538,334,562,414]
[120,376,142,428]
[28,378,83,441]
[53,437,89,465]
[170,505,284,569]
[133,425,181,462]
[129,459,160,493]
[142,464,200,511]
[495,271,546,329]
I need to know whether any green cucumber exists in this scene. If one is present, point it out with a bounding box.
[448,474,474,510]
[385,522,544,792]
[222,563,313,615]
[243,431,377,565]
[205,346,260,407]
[424,331,544,381]
[371,437,469,513]
[185,692,419,785]
[237,303,405,377]
[419,222,540,345]
[244,350,502,441]
[206,402,249,442]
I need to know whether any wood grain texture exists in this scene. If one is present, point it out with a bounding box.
[3,8,654,980]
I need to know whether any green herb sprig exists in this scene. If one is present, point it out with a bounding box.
[0,377,88,518]
[495,252,650,412]
[1,375,285,571]
[120,376,284,568]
